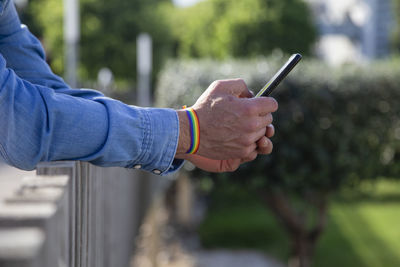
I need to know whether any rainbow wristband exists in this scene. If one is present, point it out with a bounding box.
[184,107,200,154]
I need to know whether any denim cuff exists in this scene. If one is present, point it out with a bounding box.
[137,108,184,176]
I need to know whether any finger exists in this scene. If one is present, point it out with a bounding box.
[256,137,273,155]
[240,142,258,159]
[241,151,258,163]
[240,89,255,99]
[215,79,253,98]
[232,78,253,98]
[241,127,267,146]
[245,114,273,131]
[242,97,278,116]
[266,124,275,138]
[225,159,242,172]
[256,136,269,148]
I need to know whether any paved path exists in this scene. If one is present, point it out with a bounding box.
[131,198,284,267]
[194,249,285,267]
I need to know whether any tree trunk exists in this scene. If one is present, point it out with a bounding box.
[288,234,317,267]
[259,189,329,267]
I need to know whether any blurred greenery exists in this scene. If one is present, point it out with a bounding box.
[199,179,400,267]
[157,56,400,191]
[22,0,174,85]
[19,0,316,86]
[198,183,290,258]
[156,56,400,265]
[169,0,316,59]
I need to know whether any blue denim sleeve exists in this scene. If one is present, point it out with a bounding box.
[0,0,71,90]
[0,0,184,175]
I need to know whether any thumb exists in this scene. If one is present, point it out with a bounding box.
[217,78,253,98]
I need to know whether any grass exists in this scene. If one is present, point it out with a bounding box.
[198,180,400,267]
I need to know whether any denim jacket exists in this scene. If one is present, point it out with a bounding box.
[0,0,183,175]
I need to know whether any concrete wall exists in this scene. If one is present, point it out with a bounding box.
[0,161,169,267]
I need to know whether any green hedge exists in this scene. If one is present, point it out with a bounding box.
[156,56,400,193]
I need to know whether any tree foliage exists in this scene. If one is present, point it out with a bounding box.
[21,0,316,85]
[170,0,317,59]
[22,0,64,74]
[24,0,174,84]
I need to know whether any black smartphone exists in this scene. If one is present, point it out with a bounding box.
[255,53,302,97]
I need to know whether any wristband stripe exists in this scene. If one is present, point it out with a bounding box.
[185,108,200,154]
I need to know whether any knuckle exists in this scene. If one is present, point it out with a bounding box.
[242,146,254,157]
[242,104,257,116]
[236,78,246,86]
[212,80,222,88]
[241,136,254,146]
[238,147,248,158]
[249,152,258,161]
[247,120,259,131]
[244,152,257,163]
[268,97,279,111]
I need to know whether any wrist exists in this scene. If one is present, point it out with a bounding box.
[176,109,191,155]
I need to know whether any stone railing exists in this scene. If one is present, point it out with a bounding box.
[0,161,170,267]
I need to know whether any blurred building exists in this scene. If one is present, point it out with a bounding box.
[305,0,394,65]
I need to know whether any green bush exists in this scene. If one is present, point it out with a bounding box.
[156,56,400,266]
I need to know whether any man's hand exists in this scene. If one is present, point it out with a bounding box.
[181,124,275,172]
[176,79,278,162]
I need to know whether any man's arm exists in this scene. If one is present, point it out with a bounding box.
[0,52,182,174]
[0,1,184,175]
[0,57,277,174]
